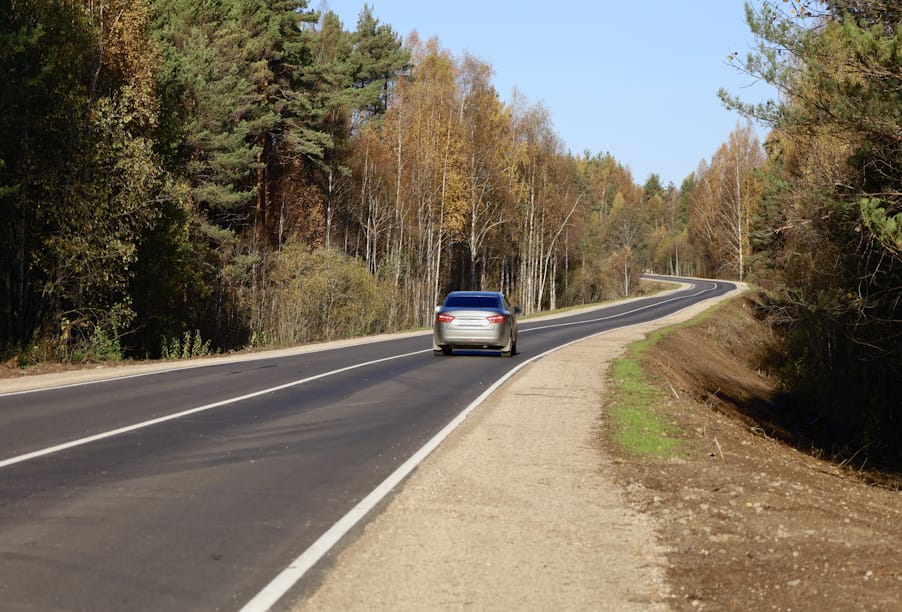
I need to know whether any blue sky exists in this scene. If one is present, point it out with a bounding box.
[317,1,776,187]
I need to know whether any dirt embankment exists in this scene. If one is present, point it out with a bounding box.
[610,296,902,611]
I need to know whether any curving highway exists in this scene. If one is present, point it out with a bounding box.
[0,276,734,610]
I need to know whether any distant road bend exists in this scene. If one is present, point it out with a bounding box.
[0,275,734,610]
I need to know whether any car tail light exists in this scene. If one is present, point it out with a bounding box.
[486,314,505,324]
[437,313,455,323]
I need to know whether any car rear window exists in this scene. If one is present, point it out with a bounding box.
[444,295,500,309]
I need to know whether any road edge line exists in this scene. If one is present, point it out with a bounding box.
[239,281,737,611]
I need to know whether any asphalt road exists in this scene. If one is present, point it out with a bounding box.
[0,276,734,611]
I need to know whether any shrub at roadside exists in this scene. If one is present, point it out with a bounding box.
[264,244,393,346]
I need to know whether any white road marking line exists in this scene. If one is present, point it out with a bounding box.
[0,283,722,471]
[521,284,715,333]
[2,278,730,609]
[239,330,597,612]
[0,364,224,398]
[0,349,429,470]
[239,281,733,612]
[0,334,435,398]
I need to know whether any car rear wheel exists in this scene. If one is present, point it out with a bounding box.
[501,335,516,357]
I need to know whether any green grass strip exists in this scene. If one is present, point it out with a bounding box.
[604,297,737,460]
[608,351,684,460]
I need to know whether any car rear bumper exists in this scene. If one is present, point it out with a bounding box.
[433,323,511,349]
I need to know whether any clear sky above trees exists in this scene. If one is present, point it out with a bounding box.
[318,0,777,186]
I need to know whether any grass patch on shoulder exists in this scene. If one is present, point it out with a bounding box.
[605,300,734,460]
[608,349,685,460]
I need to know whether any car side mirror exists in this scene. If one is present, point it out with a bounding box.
[435,305,441,313]
[514,307,522,315]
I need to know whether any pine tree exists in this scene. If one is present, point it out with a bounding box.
[347,5,410,123]
[723,0,902,461]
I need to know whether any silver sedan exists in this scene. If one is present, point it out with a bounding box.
[432,291,520,357]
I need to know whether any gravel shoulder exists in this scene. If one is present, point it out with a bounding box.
[290,290,738,611]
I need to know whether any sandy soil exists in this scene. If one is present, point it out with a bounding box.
[617,296,902,611]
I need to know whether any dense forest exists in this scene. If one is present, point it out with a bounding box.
[1,2,899,461]
[721,0,901,463]
[0,0,713,360]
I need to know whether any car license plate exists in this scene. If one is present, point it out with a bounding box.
[453,318,488,327]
